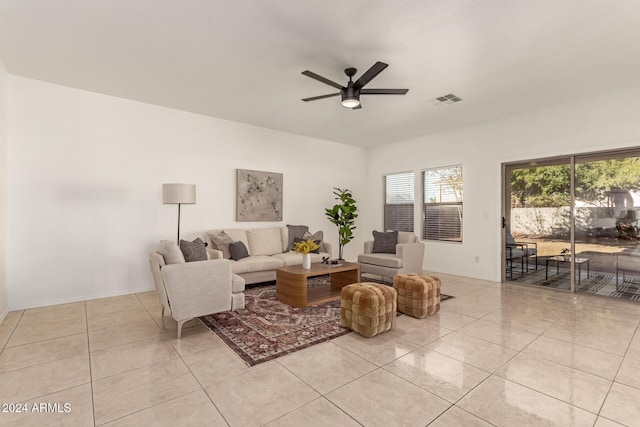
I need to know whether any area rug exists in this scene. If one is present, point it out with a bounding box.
[199,275,453,366]
[512,269,640,301]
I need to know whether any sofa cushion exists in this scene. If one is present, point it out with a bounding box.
[157,240,185,264]
[209,231,233,259]
[372,230,398,254]
[397,231,417,244]
[232,273,245,293]
[358,253,403,268]
[286,224,309,251]
[219,229,251,255]
[229,241,250,261]
[247,227,283,256]
[179,238,207,262]
[230,256,284,274]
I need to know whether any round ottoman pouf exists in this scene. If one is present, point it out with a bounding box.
[340,283,397,337]
[393,273,441,318]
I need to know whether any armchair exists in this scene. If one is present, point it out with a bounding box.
[506,231,538,272]
[357,231,425,282]
[149,242,245,338]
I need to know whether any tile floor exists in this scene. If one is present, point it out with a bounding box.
[1,273,640,426]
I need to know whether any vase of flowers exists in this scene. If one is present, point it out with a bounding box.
[294,239,320,269]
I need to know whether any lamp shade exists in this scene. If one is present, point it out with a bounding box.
[162,183,196,204]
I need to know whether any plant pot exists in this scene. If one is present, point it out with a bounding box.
[302,253,311,269]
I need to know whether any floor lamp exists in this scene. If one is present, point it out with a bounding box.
[162,183,196,244]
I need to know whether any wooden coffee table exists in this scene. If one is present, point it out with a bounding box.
[276,262,360,308]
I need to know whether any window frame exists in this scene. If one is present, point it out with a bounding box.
[383,171,415,232]
[421,164,463,242]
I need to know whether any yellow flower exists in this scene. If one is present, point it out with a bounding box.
[293,239,320,255]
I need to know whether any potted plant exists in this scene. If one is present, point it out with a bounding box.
[293,239,320,269]
[325,187,358,260]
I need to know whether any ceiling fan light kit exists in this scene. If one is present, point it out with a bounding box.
[302,61,408,110]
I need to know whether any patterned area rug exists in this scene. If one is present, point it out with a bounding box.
[199,275,453,366]
[512,269,640,301]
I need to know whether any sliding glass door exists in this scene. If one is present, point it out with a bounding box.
[503,148,640,302]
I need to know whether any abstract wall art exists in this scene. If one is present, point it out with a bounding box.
[236,169,283,221]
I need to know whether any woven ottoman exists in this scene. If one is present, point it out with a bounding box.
[341,283,397,337]
[393,273,441,318]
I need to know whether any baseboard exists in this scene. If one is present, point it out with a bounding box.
[0,307,9,324]
[9,285,156,311]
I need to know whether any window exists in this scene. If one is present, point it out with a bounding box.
[384,172,414,232]
[422,165,463,242]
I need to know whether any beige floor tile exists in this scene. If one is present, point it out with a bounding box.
[331,330,420,365]
[0,355,90,403]
[176,339,250,387]
[480,309,558,334]
[458,376,596,426]
[278,342,377,394]
[23,301,84,315]
[459,319,539,351]
[495,353,611,413]
[423,310,477,330]
[327,369,450,427]
[205,362,319,427]
[0,383,94,427]
[625,333,640,361]
[553,315,638,340]
[594,416,627,426]
[103,389,226,427]
[429,406,494,427]
[87,307,152,331]
[19,306,86,327]
[6,317,87,347]
[264,397,360,427]
[0,333,88,374]
[88,319,162,352]
[543,322,631,356]
[440,299,500,318]
[387,315,453,345]
[385,348,490,403]
[135,291,159,306]
[425,332,518,372]
[86,294,145,317]
[92,357,200,425]
[600,382,640,427]
[615,356,640,389]
[523,335,623,380]
[90,337,178,381]
[167,324,222,355]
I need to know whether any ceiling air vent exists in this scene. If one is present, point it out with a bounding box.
[429,93,463,106]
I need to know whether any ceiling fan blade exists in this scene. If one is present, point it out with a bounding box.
[301,93,340,102]
[361,88,409,95]
[353,61,388,90]
[301,71,344,90]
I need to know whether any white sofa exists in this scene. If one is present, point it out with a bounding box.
[205,227,332,285]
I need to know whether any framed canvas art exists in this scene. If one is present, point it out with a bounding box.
[236,169,283,221]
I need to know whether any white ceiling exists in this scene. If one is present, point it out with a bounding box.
[2,0,640,147]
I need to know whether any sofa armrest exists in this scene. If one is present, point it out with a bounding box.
[161,259,232,321]
[396,242,425,273]
[206,248,223,259]
[364,241,374,254]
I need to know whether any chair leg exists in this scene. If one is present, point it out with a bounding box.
[161,306,165,329]
[177,319,189,339]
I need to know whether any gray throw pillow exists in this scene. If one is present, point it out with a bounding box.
[372,230,398,254]
[179,238,207,262]
[210,231,233,259]
[229,241,249,261]
[286,224,309,251]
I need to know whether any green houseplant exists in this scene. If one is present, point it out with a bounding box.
[325,188,358,260]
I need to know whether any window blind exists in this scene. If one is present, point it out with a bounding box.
[422,165,463,242]
[384,172,414,232]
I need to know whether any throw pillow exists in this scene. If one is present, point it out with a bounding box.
[372,230,398,254]
[302,230,324,253]
[179,238,207,262]
[210,231,233,259]
[286,224,309,251]
[157,240,186,264]
[229,241,249,261]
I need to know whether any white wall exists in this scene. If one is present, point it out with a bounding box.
[7,76,367,310]
[366,85,640,281]
[0,60,8,320]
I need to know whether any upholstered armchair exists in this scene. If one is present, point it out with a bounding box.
[357,231,425,282]
[149,241,245,338]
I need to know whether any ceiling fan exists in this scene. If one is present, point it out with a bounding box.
[301,61,408,109]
